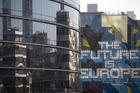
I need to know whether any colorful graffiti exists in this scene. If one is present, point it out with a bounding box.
[81,14,140,93]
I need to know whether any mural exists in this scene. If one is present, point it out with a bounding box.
[81,14,140,93]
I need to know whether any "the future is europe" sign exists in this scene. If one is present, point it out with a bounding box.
[81,41,140,82]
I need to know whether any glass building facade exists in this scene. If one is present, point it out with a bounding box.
[0,0,80,93]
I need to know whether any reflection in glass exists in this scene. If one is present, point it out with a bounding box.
[0,0,80,92]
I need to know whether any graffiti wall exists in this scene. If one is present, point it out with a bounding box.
[81,14,140,93]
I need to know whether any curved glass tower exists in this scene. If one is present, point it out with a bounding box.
[0,0,80,92]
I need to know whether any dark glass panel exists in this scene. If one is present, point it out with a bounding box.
[0,43,79,70]
[0,69,80,93]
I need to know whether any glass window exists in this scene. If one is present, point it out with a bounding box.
[33,22,56,45]
[64,5,79,29]
[11,18,23,32]
[1,17,79,50]
[64,0,80,9]
[0,42,79,70]
[33,0,60,22]
[0,0,2,13]
[0,69,79,92]
[11,0,22,16]
[0,17,3,40]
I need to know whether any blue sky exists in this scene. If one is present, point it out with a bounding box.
[80,0,140,19]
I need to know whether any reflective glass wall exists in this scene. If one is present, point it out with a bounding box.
[0,0,80,92]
